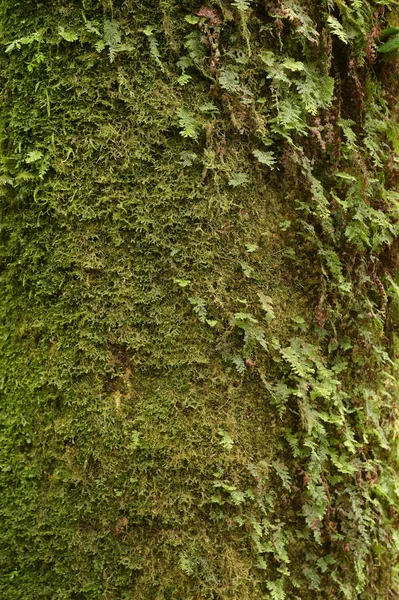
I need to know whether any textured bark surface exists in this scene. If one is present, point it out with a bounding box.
[1,1,399,599]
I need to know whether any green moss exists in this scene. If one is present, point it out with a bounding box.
[0,1,399,599]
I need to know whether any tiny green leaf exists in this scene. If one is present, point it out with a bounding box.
[177,108,200,140]
[232,356,246,374]
[379,26,399,41]
[185,15,200,25]
[217,429,234,449]
[177,73,192,86]
[240,260,255,278]
[25,150,43,163]
[327,15,348,44]
[219,67,240,93]
[234,312,258,323]
[199,102,219,113]
[326,15,348,44]
[281,58,305,71]
[206,319,217,327]
[253,149,276,168]
[258,292,275,324]
[279,220,291,231]
[335,171,357,182]
[228,172,249,187]
[58,26,79,42]
[173,278,191,288]
[142,25,156,37]
[377,34,399,53]
[232,0,251,11]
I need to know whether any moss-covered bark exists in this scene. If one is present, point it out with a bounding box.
[1,1,399,598]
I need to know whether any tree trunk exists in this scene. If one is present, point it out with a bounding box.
[1,1,399,598]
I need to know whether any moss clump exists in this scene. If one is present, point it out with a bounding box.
[0,1,399,599]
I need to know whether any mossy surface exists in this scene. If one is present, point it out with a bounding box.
[0,1,399,599]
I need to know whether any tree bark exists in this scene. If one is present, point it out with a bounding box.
[1,1,399,598]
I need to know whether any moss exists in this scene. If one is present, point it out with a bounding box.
[0,1,398,599]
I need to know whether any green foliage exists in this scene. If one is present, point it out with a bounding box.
[258,49,334,140]
[219,67,240,93]
[377,24,399,53]
[326,15,349,44]
[232,0,251,11]
[228,172,249,187]
[253,149,276,168]
[217,429,235,450]
[188,296,207,322]
[233,312,268,356]
[103,19,122,63]
[377,33,399,52]
[142,24,164,70]
[0,0,399,599]
[177,108,200,139]
[5,30,44,53]
[258,292,275,324]
[272,0,319,44]
[58,26,79,42]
